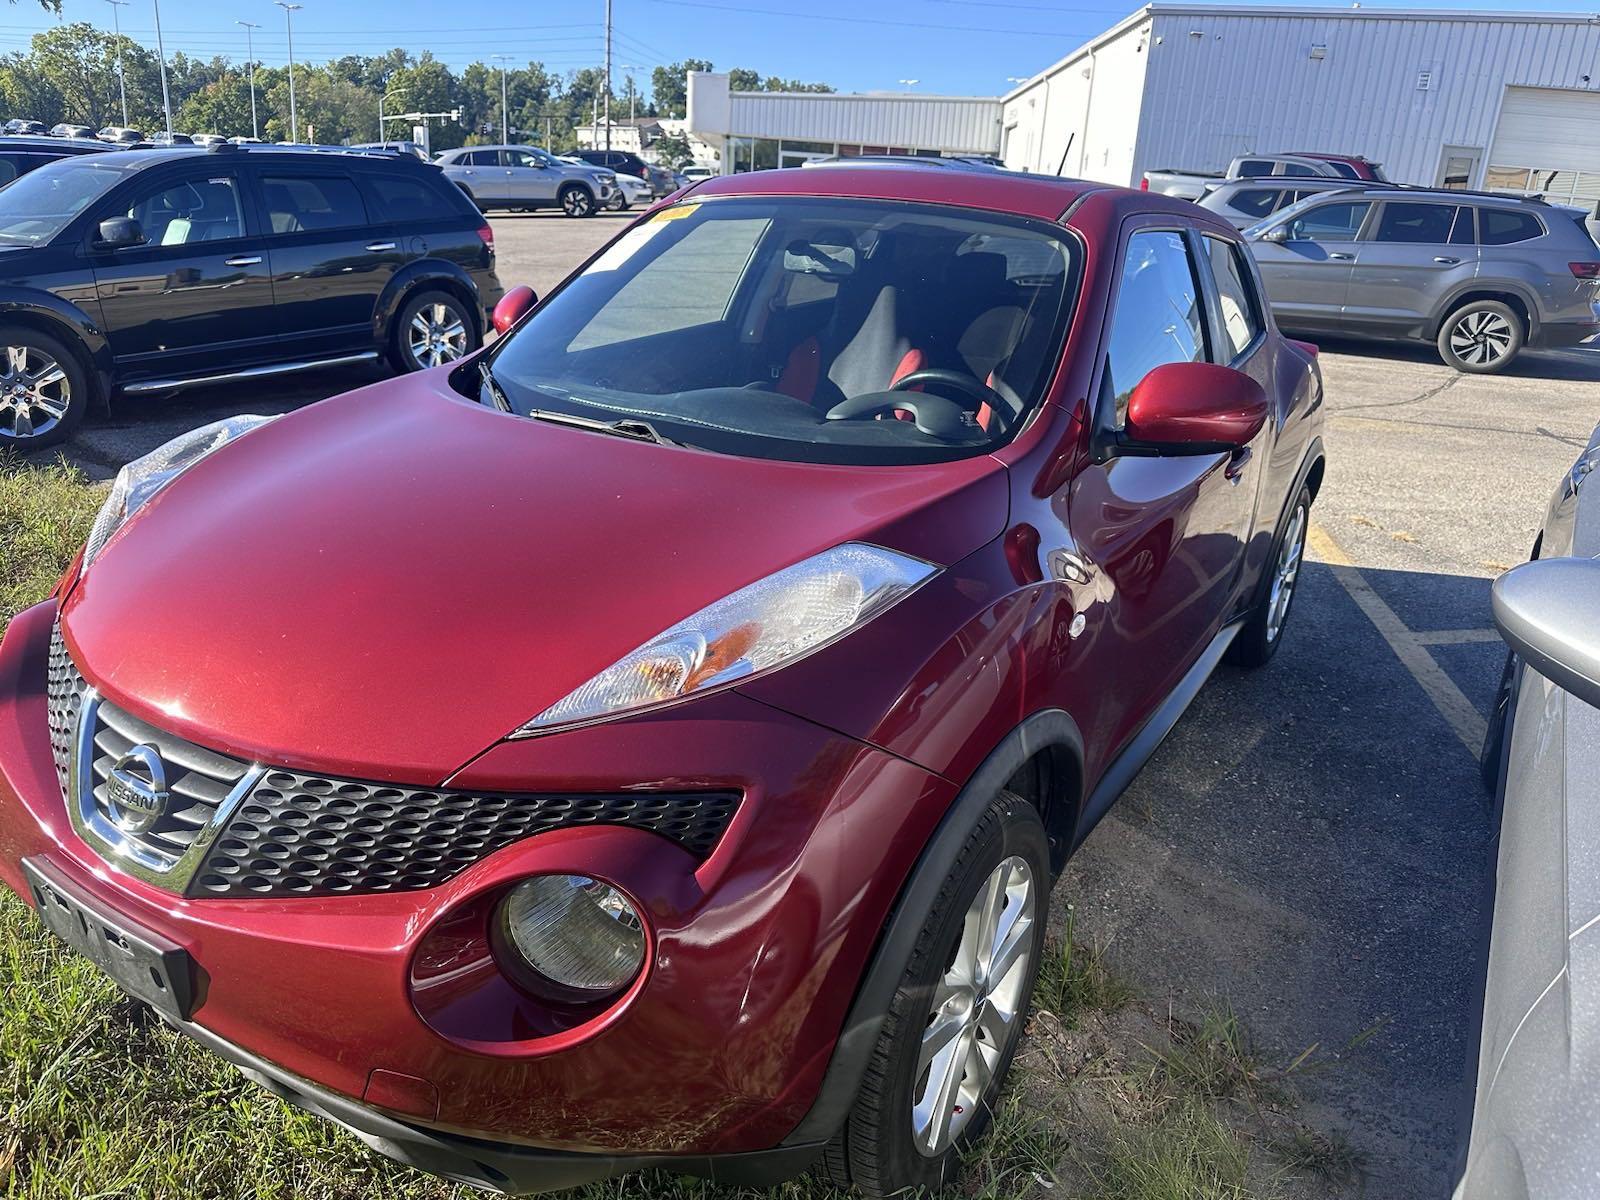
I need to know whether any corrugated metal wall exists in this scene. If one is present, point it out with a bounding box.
[724,93,1003,153]
[1136,9,1600,187]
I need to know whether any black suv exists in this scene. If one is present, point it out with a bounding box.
[569,149,674,197]
[0,144,501,450]
[0,135,111,187]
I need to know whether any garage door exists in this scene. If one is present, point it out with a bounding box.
[1487,86,1600,207]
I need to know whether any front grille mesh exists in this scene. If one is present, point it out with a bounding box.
[47,624,740,897]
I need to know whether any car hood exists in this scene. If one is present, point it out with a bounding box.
[61,372,1009,784]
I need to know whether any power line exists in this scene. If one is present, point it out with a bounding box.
[641,0,1099,37]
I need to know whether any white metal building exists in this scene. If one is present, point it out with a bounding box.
[1001,6,1600,202]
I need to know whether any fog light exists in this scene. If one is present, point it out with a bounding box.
[497,875,645,996]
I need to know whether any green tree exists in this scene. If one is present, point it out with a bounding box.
[175,73,263,138]
[264,70,371,144]
[651,130,694,169]
[650,58,711,119]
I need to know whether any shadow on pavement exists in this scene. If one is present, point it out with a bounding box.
[1310,332,1600,382]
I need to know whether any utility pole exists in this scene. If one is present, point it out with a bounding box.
[603,0,612,151]
[237,20,260,139]
[378,86,406,143]
[491,54,514,144]
[104,0,130,128]
[151,0,173,139]
[276,1,303,143]
[620,64,640,121]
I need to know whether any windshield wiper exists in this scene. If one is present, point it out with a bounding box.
[479,360,513,412]
[526,408,677,446]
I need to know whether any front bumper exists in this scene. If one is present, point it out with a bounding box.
[0,600,959,1177]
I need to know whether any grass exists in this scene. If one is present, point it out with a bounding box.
[0,455,1362,1200]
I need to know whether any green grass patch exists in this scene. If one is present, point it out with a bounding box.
[0,456,102,625]
[1082,1100,1253,1200]
[1033,910,1135,1027]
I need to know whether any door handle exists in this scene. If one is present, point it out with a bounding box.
[1327,252,1355,261]
[365,242,396,252]
[1224,446,1253,483]
[1433,256,1461,264]
[224,255,262,266]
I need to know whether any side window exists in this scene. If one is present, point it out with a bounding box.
[123,173,245,245]
[0,155,22,187]
[1103,229,1206,427]
[1236,159,1273,178]
[1449,207,1476,245]
[1286,201,1370,242]
[1231,188,1281,218]
[1373,202,1459,244]
[505,150,543,169]
[365,175,461,223]
[1279,162,1318,177]
[463,150,496,167]
[1480,209,1543,245]
[260,174,367,234]
[1204,236,1263,361]
[1326,161,1360,179]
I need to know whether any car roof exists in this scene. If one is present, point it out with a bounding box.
[0,136,112,153]
[1325,183,1553,207]
[33,144,432,173]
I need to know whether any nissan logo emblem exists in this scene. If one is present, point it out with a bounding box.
[105,744,170,835]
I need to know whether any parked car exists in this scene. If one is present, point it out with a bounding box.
[1145,152,1387,200]
[0,144,501,450]
[560,159,651,210]
[0,134,111,187]
[0,165,1324,1194]
[1245,187,1600,372]
[190,133,228,148]
[569,147,675,197]
[96,127,144,145]
[3,119,47,136]
[436,143,616,216]
[1200,177,1385,229]
[680,164,714,181]
[48,123,95,140]
[347,140,429,160]
[227,136,264,145]
[1465,423,1600,1199]
[146,131,195,146]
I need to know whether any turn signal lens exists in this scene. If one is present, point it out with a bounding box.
[498,875,645,996]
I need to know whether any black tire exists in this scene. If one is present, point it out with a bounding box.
[559,184,596,218]
[823,790,1049,1197]
[388,289,478,373]
[1437,300,1524,374]
[1229,484,1311,668]
[0,325,90,453]
[606,193,630,212]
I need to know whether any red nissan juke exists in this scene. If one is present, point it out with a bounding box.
[0,166,1324,1194]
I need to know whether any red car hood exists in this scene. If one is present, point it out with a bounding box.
[61,374,1009,783]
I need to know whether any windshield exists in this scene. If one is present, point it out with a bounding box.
[0,158,126,243]
[483,196,1080,464]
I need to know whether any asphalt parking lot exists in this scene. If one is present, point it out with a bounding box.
[26,208,1600,1197]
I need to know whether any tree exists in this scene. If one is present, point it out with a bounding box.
[651,58,711,119]
[651,130,694,169]
[12,24,161,129]
[264,71,372,144]
[175,74,263,138]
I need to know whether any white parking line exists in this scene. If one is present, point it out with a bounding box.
[1308,524,1489,757]
[1412,629,1504,646]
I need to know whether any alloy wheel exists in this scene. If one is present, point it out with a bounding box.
[0,344,70,442]
[911,855,1036,1157]
[408,303,468,368]
[1266,502,1306,643]
[1448,310,1513,367]
[563,188,592,217]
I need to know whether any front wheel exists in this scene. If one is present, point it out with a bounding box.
[1437,300,1524,374]
[389,290,477,372]
[823,790,1049,1196]
[0,328,89,452]
[560,185,595,218]
[606,192,629,212]
[1229,484,1310,668]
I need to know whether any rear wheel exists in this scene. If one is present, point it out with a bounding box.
[606,192,630,212]
[560,184,595,218]
[1437,300,1524,374]
[822,790,1049,1196]
[0,327,88,452]
[390,290,477,372]
[1229,485,1310,668]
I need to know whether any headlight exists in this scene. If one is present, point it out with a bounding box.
[516,542,936,735]
[497,875,645,996]
[82,415,277,570]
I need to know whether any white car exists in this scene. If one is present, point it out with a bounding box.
[681,165,714,181]
[608,172,653,211]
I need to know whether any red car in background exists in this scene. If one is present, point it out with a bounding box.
[1285,151,1388,181]
[0,165,1325,1194]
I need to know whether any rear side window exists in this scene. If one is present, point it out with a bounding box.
[1230,189,1281,218]
[1479,209,1544,246]
[365,174,462,223]
[1326,161,1360,179]
[260,174,367,233]
[1204,236,1263,361]
[1103,229,1206,427]
[1373,202,1458,244]
[1280,162,1318,177]
[462,150,499,167]
[1236,159,1273,178]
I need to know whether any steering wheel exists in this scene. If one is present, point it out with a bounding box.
[823,368,1005,438]
[889,368,1007,414]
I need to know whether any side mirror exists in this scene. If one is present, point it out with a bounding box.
[492,285,538,335]
[1124,361,1269,452]
[1491,557,1600,710]
[95,216,145,249]
[1259,225,1289,244]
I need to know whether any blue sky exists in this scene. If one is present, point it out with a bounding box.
[3,0,1598,97]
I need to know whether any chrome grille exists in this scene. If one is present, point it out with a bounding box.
[46,624,88,800]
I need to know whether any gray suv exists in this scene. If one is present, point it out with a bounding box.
[1246,187,1600,372]
[1200,177,1390,229]
[435,144,616,217]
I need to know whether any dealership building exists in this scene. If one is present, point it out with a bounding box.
[684,4,1600,204]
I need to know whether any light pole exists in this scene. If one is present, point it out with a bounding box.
[152,0,173,140]
[603,0,612,151]
[491,54,514,144]
[378,86,406,143]
[103,0,129,128]
[620,64,641,122]
[237,20,260,139]
[275,1,302,143]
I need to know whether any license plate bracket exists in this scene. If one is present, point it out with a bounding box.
[22,856,197,1021]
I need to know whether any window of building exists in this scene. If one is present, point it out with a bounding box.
[1103,230,1206,427]
[1204,237,1262,361]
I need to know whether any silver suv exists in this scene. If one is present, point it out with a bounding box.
[1200,177,1390,229]
[435,144,616,217]
[1245,187,1600,372]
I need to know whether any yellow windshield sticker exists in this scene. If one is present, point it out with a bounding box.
[652,204,698,222]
